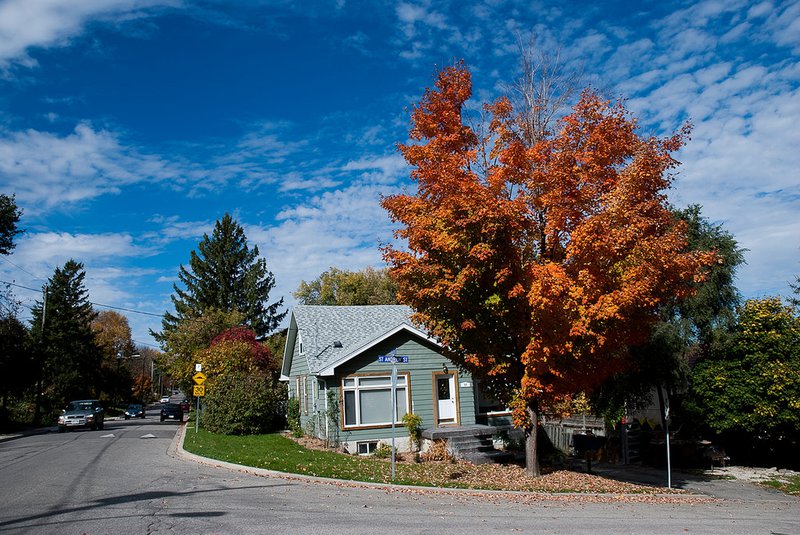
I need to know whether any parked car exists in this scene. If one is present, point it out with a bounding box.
[57,399,105,432]
[160,395,170,404]
[160,403,183,422]
[179,400,190,413]
[124,403,146,420]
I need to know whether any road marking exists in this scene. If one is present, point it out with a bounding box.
[141,434,157,439]
[101,434,115,438]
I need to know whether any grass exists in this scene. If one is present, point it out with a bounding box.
[182,429,681,494]
[762,475,800,496]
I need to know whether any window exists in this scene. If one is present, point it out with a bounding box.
[356,441,379,455]
[476,381,510,415]
[341,374,409,428]
[299,376,308,415]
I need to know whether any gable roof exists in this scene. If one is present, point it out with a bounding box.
[281,305,438,378]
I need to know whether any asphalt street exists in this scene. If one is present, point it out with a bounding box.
[0,414,797,535]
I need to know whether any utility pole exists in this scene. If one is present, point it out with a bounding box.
[33,285,47,425]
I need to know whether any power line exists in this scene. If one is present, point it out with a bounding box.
[0,279,164,318]
[0,280,41,293]
[0,256,46,282]
[92,302,163,317]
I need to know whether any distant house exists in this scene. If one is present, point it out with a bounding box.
[280,305,512,458]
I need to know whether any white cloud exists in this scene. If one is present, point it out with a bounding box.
[0,123,186,213]
[12,231,149,270]
[0,0,179,69]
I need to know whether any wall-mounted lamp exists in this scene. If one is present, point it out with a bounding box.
[442,363,448,373]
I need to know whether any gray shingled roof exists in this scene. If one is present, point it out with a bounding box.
[292,305,418,374]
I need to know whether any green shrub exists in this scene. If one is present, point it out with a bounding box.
[286,397,301,435]
[372,443,393,459]
[201,371,286,435]
[401,412,423,451]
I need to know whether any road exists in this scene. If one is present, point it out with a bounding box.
[0,410,797,535]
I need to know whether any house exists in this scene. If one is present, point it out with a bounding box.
[280,305,513,458]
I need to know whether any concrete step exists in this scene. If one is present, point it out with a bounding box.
[461,450,516,465]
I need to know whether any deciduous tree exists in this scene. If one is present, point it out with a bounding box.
[691,298,800,464]
[294,266,398,305]
[382,64,713,475]
[158,308,245,395]
[0,193,22,255]
[91,310,136,404]
[592,205,744,424]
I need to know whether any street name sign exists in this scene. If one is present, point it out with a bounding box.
[377,355,409,363]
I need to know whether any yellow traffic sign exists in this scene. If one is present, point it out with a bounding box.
[193,384,205,397]
[192,372,207,385]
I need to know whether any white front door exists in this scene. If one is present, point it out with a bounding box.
[436,374,456,424]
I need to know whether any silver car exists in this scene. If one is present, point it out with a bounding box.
[57,399,105,432]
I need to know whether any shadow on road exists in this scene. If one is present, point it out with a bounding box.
[0,483,292,530]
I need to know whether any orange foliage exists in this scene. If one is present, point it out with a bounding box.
[382,64,714,425]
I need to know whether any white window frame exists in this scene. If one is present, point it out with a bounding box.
[301,375,308,415]
[356,440,380,455]
[341,373,410,429]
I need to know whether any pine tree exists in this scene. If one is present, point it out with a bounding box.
[157,213,285,340]
[30,260,101,417]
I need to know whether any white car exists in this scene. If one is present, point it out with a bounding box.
[160,395,170,404]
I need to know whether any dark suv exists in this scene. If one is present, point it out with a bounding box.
[58,399,105,432]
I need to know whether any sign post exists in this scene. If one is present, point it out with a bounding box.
[377,349,409,481]
[193,366,206,433]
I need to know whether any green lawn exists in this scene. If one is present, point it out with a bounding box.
[182,429,679,494]
[762,475,800,496]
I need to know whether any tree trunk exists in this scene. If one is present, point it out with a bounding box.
[524,404,542,477]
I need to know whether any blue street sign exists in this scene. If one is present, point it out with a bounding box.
[378,355,409,363]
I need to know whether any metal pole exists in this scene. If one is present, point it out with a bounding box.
[196,395,200,433]
[665,395,672,488]
[391,360,397,481]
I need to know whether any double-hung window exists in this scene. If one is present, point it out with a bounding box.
[341,374,409,428]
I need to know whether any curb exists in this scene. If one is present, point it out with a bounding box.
[171,424,715,503]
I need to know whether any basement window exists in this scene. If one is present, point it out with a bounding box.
[356,441,379,456]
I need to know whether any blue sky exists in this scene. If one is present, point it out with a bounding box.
[0,0,798,349]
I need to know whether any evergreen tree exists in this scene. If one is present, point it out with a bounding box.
[30,260,102,419]
[157,213,285,340]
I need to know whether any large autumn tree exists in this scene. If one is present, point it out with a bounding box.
[157,213,285,341]
[592,205,744,424]
[382,64,713,475]
[91,310,136,405]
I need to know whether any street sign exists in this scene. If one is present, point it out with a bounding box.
[376,348,410,481]
[195,363,202,372]
[193,384,205,397]
[192,372,207,385]
[377,355,409,363]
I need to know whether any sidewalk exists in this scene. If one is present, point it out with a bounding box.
[582,460,797,502]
